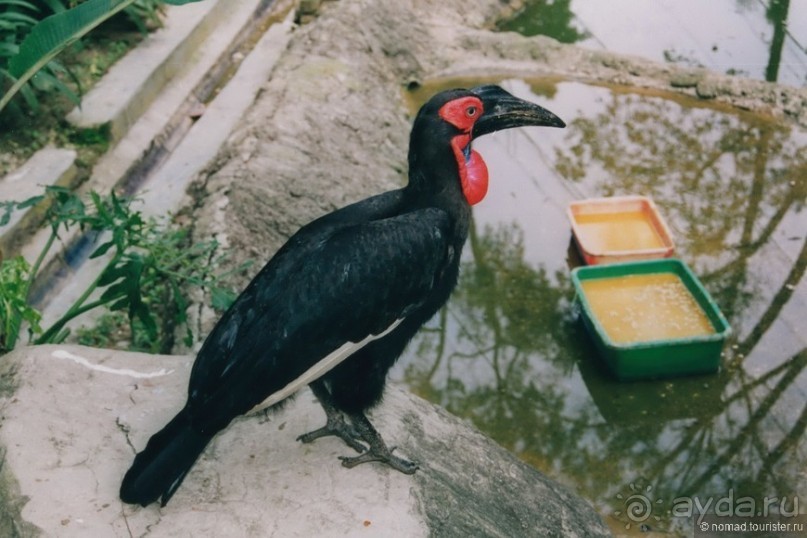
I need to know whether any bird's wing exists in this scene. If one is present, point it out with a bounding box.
[186,206,454,427]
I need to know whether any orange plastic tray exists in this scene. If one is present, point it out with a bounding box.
[567,195,675,265]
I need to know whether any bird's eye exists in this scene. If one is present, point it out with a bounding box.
[465,106,478,118]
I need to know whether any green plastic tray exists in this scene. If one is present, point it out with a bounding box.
[572,258,732,381]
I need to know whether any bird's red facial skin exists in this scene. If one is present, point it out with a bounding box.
[439,96,488,206]
[438,96,483,132]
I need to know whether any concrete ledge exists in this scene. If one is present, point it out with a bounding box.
[0,345,610,537]
[0,148,76,258]
[138,10,295,218]
[66,0,235,142]
[81,0,269,198]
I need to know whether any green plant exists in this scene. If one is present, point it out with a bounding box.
[0,198,45,354]
[124,0,164,33]
[81,218,246,354]
[0,0,80,114]
[0,186,250,354]
[0,0,203,114]
[67,122,110,146]
[75,310,126,348]
[0,255,41,353]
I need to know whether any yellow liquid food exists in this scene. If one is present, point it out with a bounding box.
[582,273,715,344]
[575,211,665,252]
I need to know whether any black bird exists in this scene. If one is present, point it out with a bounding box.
[119,85,564,507]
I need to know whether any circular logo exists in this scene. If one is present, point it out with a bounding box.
[613,481,664,530]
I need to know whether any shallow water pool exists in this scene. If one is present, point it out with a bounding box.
[394,77,807,534]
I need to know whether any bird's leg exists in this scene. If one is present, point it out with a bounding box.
[338,412,418,475]
[296,381,366,453]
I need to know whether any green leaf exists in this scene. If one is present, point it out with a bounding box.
[1,0,207,113]
[0,204,14,227]
[110,190,129,219]
[16,79,38,111]
[210,286,236,311]
[0,12,38,26]
[25,185,251,353]
[98,264,124,286]
[0,195,44,226]
[0,256,42,352]
[1,0,208,115]
[29,69,80,105]
[44,57,83,97]
[109,297,128,311]
[16,194,45,209]
[133,300,157,338]
[52,327,70,343]
[122,5,149,34]
[7,0,134,79]
[0,43,20,57]
[99,281,127,302]
[0,0,40,10]
[89,239,114,259]
[182,326,193,348]
[45,185,71,196]
[89,191,109,221]
[38,0,67,14]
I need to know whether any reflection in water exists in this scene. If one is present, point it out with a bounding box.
[765,0,791,82]
[496,0,589,44]
[498,0,806,86]
[394,79,807,533]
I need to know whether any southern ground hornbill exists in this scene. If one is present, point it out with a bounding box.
[120,85,564,507]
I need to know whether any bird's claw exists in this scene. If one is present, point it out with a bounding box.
[297,420,367,453]
[339,445,419,475]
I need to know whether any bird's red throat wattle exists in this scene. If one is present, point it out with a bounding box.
[438,96,489,206]
[450,134,488,206]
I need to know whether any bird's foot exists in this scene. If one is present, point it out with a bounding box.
[339,445,418,475]
[303,382,418,474]
[337,410,419,474]
[297,415,367,453]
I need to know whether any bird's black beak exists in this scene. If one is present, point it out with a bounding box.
[471,85,565,138]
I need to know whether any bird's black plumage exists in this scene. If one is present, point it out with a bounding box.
[120,85,564,507]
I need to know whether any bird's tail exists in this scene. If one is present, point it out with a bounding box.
[120,408,213,507]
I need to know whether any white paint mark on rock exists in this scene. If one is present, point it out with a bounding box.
[52,349,174,379]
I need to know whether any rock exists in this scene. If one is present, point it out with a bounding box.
[0,345,609,537]
[695,78,719,99]
[296,0,322,25]
[669,69,706,88]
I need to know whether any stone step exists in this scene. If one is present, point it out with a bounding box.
[84,0,267,197]
[9,0,289,322]
[66,0,228,143]
[139,10,295,219]
[34,8,295,330]
[0,148,77,259]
